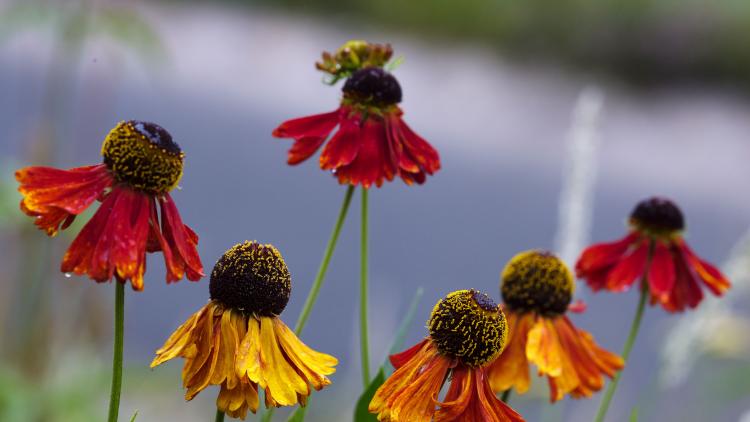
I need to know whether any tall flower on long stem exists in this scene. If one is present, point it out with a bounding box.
[152,241,337,420]
[370,289,524,422]
[487,250,623,402]
[575,197,731,422]
[272,40,441,388]
[15,121,204,422]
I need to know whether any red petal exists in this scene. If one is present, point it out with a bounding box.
[398,115,441,174]
[319,114,362,170]
[61,187,151,290]
[389,339,428,369]
[660,249,704,312]
[334,117,393,188]
[273,109,341,165]
[575,232,638,277]
[159,193,204,282]
[647,241,676,298]
[567,300,587,313]
[16,164,112,236]
[605,241,649,292]
[679,240,731,296]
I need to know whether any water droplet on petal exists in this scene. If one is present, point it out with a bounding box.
[64,273,72,278]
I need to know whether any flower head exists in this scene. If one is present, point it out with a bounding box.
[370,289,524,422]
[576,197,731,312]
[152,241,337,420]
[15,120,203,290]
[272,40,440,188]
[487,250,624,402]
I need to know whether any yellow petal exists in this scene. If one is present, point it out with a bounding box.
[273,318,337,390]
[258,317,308,406]
[526,317,563,377]
[236,317,262,384]
[151,306,206,367]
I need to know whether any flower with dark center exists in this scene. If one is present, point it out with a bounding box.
[369,289,525,422]
[152,241,337,420]
[273,40,440,188]
[576,196,731,312]
[15,120,203,290]
[487,250,624,402]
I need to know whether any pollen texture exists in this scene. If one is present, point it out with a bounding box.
[629,196,685,236]
[101,120,184,194]
[209,241,291,317]
[342,67,402,108]
[501,250,574,316]
[428,289,507,367]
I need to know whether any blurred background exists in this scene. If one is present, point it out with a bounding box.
[2,0,750,421]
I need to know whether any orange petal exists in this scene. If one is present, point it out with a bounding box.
[487,311,532,394]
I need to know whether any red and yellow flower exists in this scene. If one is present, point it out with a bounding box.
[15,121,203,290]
[152,241,337,420]
[370,289,524,422]
[487,250,624,402]
[575,197,731,312]
[272,40,440,188]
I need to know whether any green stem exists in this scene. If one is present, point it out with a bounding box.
[594,242,654,422]
[294,185,355,335]
[500,389,512,404]
[107,281,125,422]
[215,409,225,422]
[360,188,371,387]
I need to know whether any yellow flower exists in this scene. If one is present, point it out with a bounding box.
[152,241,337,419]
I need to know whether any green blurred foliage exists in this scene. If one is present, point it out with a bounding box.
[236,0,750,86]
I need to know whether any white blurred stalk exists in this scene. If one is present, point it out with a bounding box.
[554,86,605,268]
[659,227,750,388]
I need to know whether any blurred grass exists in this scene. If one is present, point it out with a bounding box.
[216,0,750,87]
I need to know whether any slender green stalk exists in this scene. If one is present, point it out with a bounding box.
[500,389,512,404]
[360,188,371,387]
[594,242,654,422]
[215,409,225,422]
[294,185,356,335]
[107,281,125,422]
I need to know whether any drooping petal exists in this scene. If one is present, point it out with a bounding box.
[526,316,563,378]
[151,305,208,367]
[254,317,309,407]
[660,246,705,312]
[159,193,204,282]
[605,241,649,292]
[61,187,152,290]
[16,164,113,236]
[575,232,639,278]
[678,239,731,296]
[396,113,441,175]
[272,110,341,165]
[437,367,525,422]
[549,316,623,401]
[273,317,337,391]
[647,240,676,300]
[390,339,428,369]
[319,113,362,170]
[487,312,533,394]
[334,116,394,188]
[370,341,449,422]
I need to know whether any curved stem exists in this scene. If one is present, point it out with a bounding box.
[214,409,225,422]
[594,241,653,422]
[294,185,355,335]
[500,389,512,404]
[360,188,371,387]
[107,281,125,422]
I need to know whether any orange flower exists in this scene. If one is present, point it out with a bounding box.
[370,290,524,422]
[272,40,440,188]
[576,197,731,312]
[487,251,623,402]
[152,242,337,420]
[16,121,203,290]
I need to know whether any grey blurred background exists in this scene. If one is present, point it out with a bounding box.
[1,0,750,421]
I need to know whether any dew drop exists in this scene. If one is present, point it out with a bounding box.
[64,273,72,278]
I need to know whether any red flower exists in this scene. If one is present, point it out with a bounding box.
[16,121,204,290]
[273,47,440,188]
[576,197,730,312]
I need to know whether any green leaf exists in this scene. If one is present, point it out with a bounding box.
[352,287,424,422]
[629,407,638,422]
[287,406,307,422]
[354,368,385,422]
[129,411,139,422]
